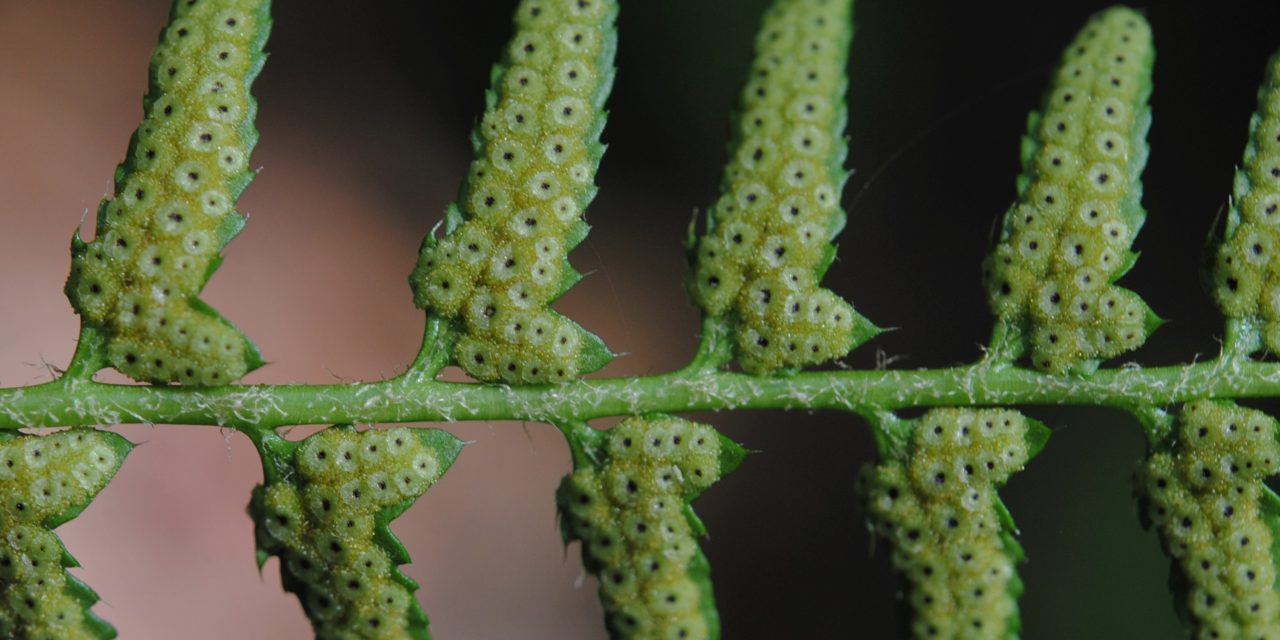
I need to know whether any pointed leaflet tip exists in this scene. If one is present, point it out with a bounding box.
[716,433,749,478]
[1023,417,1052,460]
[850,313,884,347]
[1143,303,1166,334]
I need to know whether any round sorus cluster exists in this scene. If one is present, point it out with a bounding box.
[1211,51,1280,353]
[860,409,1042,639]
[249,426,462,640]
[64,0,268,385]
[0,429,132,639]
[687,0,875,374]
[1135,400,1280,637]
[983,6,1156,374]
[411,0,617,384]
[556,416,745,640]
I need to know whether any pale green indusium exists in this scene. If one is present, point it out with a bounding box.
[1211,49,1280,355]
[687,0,876,374]
[983,6,1157,375]
[0,429,132,640]
[556,416,746,640]
[248,426,463,640]
[860,409,1048,639]
[64,0,269,386]
[410,0,616,385]
[1135,401,1280,637]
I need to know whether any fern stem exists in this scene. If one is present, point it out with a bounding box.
[61,325,109,382]
[5,356,1280,429]
[401,315,453,384]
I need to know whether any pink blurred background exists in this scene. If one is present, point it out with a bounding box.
[5,1,1280,639]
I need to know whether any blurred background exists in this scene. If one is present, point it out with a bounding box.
[3,0,1280,638]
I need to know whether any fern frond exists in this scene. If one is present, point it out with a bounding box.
[0,429,132,639]
[1135,400,1280,636]
[688,0,878,374]
[984,6,1157,374]
[861,408,1048,639]
[65,0,271,385]
[410,0,618,384]
[248,426,463,640]
[1210,48,1280,356]
[556,416,746,640]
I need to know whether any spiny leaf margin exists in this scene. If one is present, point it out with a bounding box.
[247,426,464,640]
[686,0,878,375]
[64,0,271,386]
[409,0,619,385]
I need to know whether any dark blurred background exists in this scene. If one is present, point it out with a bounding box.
[4,1,1280,638]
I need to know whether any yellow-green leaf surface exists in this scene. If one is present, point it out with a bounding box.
[687,0,877,374]
[861,408,1048,639]
[0,429,132,640]
[1210,48,1280,354]
[556,416,746,640]
[983,6,1156,374]
[1135,400,1280,636]
[248,426,463,640]
[410,0,617,384]
[65,0,269,385]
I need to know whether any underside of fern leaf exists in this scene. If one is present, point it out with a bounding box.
[687,0,879,374]
[1135,401,1280,636]
[1209,48,1280,357]
[556,416,746,640]
[409,0,618,384]
[0,430,132,639]
[248,426,463,640]
[64,0,271,386]
[862,408,1048,639]
[983,6,1158,375]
